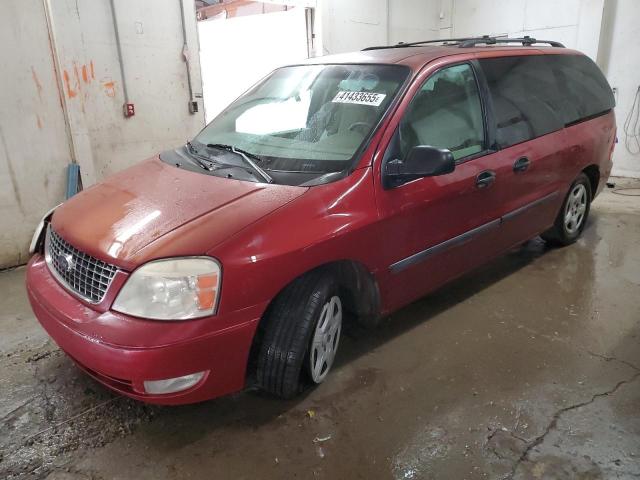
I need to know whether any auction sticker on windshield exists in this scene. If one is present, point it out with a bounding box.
[332,91,386,106]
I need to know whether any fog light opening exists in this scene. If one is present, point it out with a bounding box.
[143,371,206,395]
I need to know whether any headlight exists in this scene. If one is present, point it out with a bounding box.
[112,257,221,320]
[29,204,61,255]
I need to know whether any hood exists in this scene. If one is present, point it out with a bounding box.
[52,157,307,270]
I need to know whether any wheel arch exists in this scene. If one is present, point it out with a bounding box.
[245,259,381,384]
[582,164,600,199]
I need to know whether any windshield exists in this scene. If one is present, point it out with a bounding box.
[193,64,409,179]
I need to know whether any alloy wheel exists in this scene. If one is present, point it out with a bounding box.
[564,183,588,235]
[309,295,342,383]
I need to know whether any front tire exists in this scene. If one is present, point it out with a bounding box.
[542,173,592,246]
[256,272,342,398]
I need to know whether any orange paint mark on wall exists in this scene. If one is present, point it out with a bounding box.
[31,67,43,102]
[63,70,77,98]
[62,60,96,99]
[103,80,116,98]
[73,63,82,91]
[36,115,43,129]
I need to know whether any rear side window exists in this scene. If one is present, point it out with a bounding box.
[480,55,614,149]
[479,56,564,148]
[549,55,615,125]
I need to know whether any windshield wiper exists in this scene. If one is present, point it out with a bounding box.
[185,142,215,171]
[206,144,273,184]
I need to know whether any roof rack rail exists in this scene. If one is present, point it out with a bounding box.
[362,35,564,51]
[362,37,479,51]
[458,35,565,48]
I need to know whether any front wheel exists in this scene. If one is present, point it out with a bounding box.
[256,272,342,398]
[307,295,342,384]
[542,173,592,246]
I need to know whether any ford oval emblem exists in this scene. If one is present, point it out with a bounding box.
[57,253,75,273]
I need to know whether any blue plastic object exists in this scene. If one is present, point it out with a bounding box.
[66,163,82,199]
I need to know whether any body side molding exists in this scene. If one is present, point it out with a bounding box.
[389,190,560,274]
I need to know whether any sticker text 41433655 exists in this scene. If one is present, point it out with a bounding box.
[332,91,386,106]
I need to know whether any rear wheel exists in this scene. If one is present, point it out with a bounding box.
[542,173,591,246]
[256,272,342,398]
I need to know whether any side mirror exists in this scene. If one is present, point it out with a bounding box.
[383,145,455,188]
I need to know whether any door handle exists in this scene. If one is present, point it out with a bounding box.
[513,156,530,173]
[476,170,496,189]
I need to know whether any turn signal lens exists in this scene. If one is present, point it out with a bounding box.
[196,273,218,310]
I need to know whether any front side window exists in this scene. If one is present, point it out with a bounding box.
[193,64,409,177]
[399,63,485,161]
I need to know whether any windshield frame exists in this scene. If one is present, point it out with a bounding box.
[191,62,414,185]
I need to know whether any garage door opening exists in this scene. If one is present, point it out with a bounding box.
[198,5,314,122]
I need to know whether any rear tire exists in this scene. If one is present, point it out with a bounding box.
[256,272,342,398]
[541,173,591,246]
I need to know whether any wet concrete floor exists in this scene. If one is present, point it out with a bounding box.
[1,178,639,480]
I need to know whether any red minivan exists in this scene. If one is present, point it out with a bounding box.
[27,37,616,404]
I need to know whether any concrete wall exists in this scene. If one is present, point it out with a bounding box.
[598,0,640,178]
[0,1,73,268]
[320,0,387,54]
[319,0,440,54]
[388,0,440,45]
[0,0,205,268]
[441,0,605,60]
[320,0,604,63]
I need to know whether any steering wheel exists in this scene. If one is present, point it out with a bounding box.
[348,121,372,133]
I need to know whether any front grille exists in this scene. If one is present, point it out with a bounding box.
[45,227,118,303]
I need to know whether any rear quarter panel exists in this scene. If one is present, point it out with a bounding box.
[564,111,616,196]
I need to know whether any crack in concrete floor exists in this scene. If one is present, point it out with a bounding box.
[482,353,640,478]
[508,370,640,479]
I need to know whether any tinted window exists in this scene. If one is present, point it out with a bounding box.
[549,55,615,125]
[400,64,485,161]
[480,56,564,148]
[480,55,614,149]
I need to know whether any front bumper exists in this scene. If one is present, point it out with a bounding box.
[26,255,264,405]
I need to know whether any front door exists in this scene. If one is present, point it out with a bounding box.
[373,61,514,311]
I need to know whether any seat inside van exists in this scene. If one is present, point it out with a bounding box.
[401,69,484,160]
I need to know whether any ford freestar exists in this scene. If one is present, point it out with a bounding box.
[27,36,616,404]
